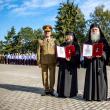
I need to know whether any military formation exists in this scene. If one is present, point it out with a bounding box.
[0,53,37,65]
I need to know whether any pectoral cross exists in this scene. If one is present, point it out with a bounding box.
[68,50,71,54]
[96,48,99,52]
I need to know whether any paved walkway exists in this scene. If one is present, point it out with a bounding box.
[0,64,110,110]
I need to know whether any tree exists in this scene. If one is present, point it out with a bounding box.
[3,26,16,53]
[18,28,43,53]
[18,27,34,53]
[32,29,43,53]
[4,26,16,45]
[19,27,34,41]
[55,0,86,43]
[0,41,4,53]
[33,29,43,40]
[88,5,110,44]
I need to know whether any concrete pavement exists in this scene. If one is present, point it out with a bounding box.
[0,64,110,110]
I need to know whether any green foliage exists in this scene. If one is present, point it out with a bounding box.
[2,26,43,54]
[34,29,43,40]
[55,1,86,43]
[0,41,4,53]
[19,27,34,41]
[3,26,16,53]
[4,26,16,44]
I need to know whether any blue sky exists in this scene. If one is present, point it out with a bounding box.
[0,0,110,40]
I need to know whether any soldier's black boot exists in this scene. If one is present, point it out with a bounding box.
[49,89,55,96]
[41,92,47,96]
[41,90,50,96]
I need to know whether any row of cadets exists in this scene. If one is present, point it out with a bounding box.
[5,53,37,65]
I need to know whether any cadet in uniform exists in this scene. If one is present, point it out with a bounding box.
[7,53,11,64]
[32,52,37,65]
[0,54,2,63]
[11,53,14,64]
[4,53,7,64]
[28,53,31,65]
[37,25,57,96]
[16,53,19,65]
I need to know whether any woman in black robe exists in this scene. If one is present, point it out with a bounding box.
[57,32,80,98]
[83,23,110,101]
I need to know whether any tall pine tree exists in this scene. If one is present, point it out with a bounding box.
[55,0,85,43]
[5,26,16,45]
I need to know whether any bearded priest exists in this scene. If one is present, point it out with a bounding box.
[83,23,110,101]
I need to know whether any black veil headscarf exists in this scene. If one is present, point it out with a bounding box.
[65,32,78,42]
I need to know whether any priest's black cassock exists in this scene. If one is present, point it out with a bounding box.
[57,41,80,98]
[83,27,110,101]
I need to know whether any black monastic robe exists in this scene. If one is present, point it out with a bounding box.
[83,38,110,101]
[57,41,80,98]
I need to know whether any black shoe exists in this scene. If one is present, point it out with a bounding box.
[58,95,66,98]
[41,91,49,96]
[41,92,47,96]
[49,91,55,96]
